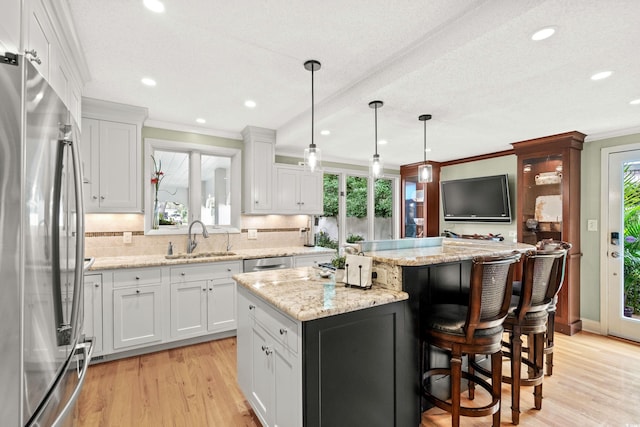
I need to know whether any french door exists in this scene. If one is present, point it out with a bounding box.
[606,148,640,342]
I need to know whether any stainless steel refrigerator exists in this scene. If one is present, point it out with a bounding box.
[1,53,94,426]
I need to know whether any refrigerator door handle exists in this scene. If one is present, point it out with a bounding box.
[67,124,86,342]
[50,338,95,427]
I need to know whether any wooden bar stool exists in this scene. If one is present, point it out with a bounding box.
[422,253,520,427]
[537,240,571,376]
[499,248,569,424]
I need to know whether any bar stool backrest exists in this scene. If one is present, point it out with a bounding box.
[466,253,521,340]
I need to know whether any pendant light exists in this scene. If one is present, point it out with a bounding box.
[369,100,384,178]
[418,114,433,183]
[303,60,321,172]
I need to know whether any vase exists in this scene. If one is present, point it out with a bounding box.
[152,203,160,229]
[334,269,345,283]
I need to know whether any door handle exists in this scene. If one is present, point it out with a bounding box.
[611,251,621,258]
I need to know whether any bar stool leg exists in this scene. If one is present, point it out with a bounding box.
[491,350,502,427]
[545,311,556,376]
[451,352,462,427]
[468,353,476,400]
[510,329,522,425]
[533,332,544,409]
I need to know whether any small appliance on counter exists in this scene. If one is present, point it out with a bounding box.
[303,215,319,247]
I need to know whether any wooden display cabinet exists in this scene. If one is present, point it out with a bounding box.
[512,131,586,335]
[400,161,441,238]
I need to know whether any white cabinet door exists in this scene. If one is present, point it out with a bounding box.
[275,167,301,213]
[236,287,252,397]
[273,345,299,427]
[242,126,275,214]
[81,119,139,212]
[275,165,324,214]
[0,0,20,54]
[98,120,139,210]
[113,285,162,349]
[25,0,52,79]
[83,274,103,356]
[170,280,207,338]
[299,171,323,213]
[250,322,274,426]
[207,279,236,333]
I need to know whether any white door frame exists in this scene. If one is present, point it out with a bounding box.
[600,143,640,338]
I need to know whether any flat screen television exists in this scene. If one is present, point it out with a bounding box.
[441,174,512,223]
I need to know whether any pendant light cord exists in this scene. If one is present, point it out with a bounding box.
[311,66,315,148]
[423,119,427,162]
[374,105,378,155]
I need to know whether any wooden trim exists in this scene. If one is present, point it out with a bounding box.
[441,148,515,166]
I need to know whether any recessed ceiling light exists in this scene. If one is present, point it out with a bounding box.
[141,77,156,86]
[244,100,257,108]
[591,71,613,81]
[143,0,165,13]
[531,27,556,41]
[630,99,640,105]
[320,130,330,136]
[196,118,206,124]
[378,139,388,145]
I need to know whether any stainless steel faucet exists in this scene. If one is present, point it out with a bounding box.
[186,220,209,253]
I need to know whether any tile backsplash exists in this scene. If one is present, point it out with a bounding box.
[85,214,311,257]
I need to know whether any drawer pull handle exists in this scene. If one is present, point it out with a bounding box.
[249,304,255,310]
[261,345,272,355]
[209,287,213,291]
[181,272,186,276]
[279,328,287,335]
[203,288,207,292]
[136,289,140,294]
[94,283,99,288]
[135,276,140,280]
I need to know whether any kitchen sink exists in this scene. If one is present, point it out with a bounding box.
[165,251,237,260]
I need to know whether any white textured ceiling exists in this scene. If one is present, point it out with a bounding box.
[68,0,640,168]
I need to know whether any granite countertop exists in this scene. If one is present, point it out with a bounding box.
[88,246,335,270]
[365,238,534,267]
[233,266,409,322]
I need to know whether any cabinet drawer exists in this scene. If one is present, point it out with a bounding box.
[255,302,299,353]
[113,268,161,287]
[170,261,241,282]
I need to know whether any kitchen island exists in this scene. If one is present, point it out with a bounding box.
[235,238,534,427]
[234,266,412,427]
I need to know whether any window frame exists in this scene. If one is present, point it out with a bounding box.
[144,138,242,235]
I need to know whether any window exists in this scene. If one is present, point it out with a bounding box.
[144,138,241,235]
[318,170,398,249]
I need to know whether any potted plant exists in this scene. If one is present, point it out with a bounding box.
[332,255,346,283]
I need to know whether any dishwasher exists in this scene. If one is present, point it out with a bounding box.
[243,256,293,273]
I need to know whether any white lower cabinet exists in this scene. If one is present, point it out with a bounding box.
[170,261,240,339]
[237,285,301,427]
[83,274,103,356]
[112,284,163,350]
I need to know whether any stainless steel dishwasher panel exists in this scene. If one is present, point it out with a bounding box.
[243,256,293,272]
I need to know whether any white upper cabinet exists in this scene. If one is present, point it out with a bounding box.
[275,164,323,214]
[242,126,275,214]
[14,0,89,121]
[81,98,148,213]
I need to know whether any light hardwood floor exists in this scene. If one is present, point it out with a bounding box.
[72,331,640,426]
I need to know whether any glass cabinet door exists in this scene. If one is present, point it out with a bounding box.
[403,175,425,238]
[520,154,563,244]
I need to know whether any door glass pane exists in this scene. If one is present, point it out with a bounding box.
[374,178,393,240]
[318,173,339,250]
[152,150,189,228]
[404,176,418,238]
[623,162,640,320]
[346,175,368,242]
[200,154,231,226]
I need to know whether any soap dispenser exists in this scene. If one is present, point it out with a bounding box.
[167,241,173,256]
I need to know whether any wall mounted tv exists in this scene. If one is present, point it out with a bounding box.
[441,174,512,223]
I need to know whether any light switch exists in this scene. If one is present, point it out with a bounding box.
[123,231,132,244]
[587,219,598,232]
